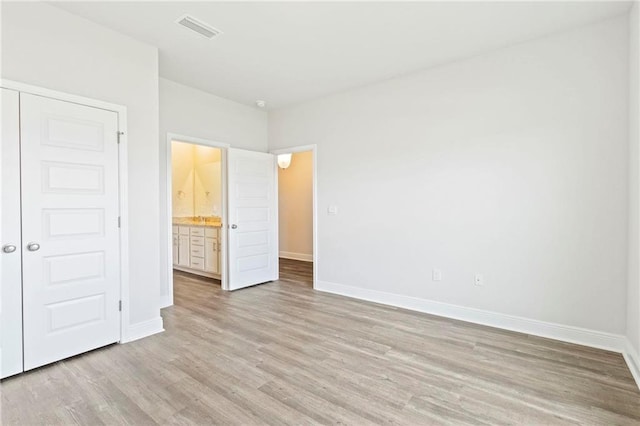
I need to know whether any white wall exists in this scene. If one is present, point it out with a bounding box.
[279,151,314,260]
[159,78,268,305]
[160,78,268,151]
[269,16,629,335]
[1,2,162,330]
[628,2,640,357]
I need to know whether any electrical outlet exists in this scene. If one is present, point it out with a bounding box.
[474,273,484,286]
[432,269,442,282]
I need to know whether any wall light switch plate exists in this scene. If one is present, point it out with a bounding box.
[328,205,338,215]
[432,269,442,282]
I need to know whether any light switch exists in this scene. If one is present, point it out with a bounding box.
[475,274,484,286]
[328,205,338,215]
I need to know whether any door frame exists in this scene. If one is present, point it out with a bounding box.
[164,133,230,303]
[0,79,130,343]
[270,144,318,290]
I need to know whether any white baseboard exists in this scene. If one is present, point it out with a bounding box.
[317,280,640,389]
[122,317,164,343]
[316,280,626,353]
[624,339,640,390]
[279,251,313,262]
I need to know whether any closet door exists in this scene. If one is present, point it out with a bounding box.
[20,93,121,370]
[1,88,23,379]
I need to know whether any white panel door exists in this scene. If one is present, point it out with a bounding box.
[20,93,121,370]
[0,88,23,378]
[227,149,278,290]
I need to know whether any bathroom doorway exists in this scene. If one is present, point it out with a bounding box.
[165,134,229,304]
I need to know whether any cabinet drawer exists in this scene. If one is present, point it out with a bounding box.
[191,245,204,257]
[190,257,204,270]
[178,226,190,236]
[190,227,204,237]
[190,236,204,246]
[205,227,218,238]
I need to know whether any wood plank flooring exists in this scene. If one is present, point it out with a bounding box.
[2,258,639,425]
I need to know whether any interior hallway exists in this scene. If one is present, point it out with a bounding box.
[1,259,639,425]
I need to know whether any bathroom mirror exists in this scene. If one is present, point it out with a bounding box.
[172,141,222,218]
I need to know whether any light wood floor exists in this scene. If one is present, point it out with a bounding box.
[2,258,640,425]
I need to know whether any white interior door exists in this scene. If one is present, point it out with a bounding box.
[227,148,278,290]
[1,88,23,378]
[20,93,121,370]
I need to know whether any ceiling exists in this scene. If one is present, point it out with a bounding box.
[53,1,631,109]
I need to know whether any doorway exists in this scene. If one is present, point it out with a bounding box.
[164,139,311,300]
[272,145,318,289]
[165,134,229,302]
[171,141,223,278]
[165,138,282,299]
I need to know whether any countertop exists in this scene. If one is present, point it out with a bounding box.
[173,217,222,228]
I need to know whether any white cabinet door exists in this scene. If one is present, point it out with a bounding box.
[205,236,218,273]
[178,234,190,267]
[227,149,278,290]
[172,227,179,265]
[0,88,23,378]
[20,93,121,371]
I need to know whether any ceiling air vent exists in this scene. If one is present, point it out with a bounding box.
[176,15,222,39]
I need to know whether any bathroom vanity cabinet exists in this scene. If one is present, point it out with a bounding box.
[172,224,221,279]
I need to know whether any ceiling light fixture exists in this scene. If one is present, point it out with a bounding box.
[277,153,292,169]
[176,14,222,39]
[255,100,267,108]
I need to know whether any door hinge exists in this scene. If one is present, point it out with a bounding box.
[119,300,122,311]
[117,131,124,144]
[118,216,121,228]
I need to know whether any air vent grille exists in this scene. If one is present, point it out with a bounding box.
[176,15,222,39]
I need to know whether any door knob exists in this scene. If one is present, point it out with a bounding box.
[2,244,16,254]
[26,242,41,252]
[231,224,238,229]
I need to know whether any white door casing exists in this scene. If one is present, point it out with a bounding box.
[227,148,278,290]
[20,93,121,370]
[0,88,23,379]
